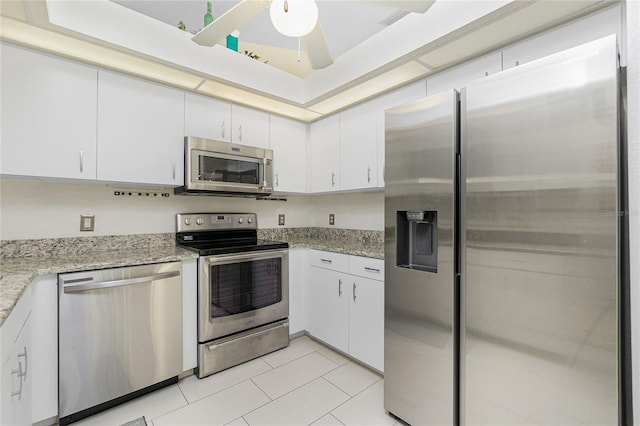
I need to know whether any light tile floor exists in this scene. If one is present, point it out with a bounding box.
[75,336,401,426]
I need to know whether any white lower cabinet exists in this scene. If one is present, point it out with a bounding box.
[31,274,58,425]
[347,275,384,371]
[1,285,32,426]
[288,249,307,335]
[307,266,350,353]
[306,250,384,371]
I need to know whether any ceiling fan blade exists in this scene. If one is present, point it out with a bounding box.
[302,22,333,69]
[359,0,435,14]
[192,0,270,47]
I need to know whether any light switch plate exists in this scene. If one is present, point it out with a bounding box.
[329,214,335,226]
[80,215,95,231]
[278,214,285,226]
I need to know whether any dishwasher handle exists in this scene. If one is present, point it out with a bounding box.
[62,270,180,293]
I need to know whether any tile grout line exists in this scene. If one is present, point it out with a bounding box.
[146,383,191,423]
[318,376,355,422]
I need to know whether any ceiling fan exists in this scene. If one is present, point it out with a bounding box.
[191,0,435,70]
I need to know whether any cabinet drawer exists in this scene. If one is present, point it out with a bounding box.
[308,250,349,273]
[348,256,384,281]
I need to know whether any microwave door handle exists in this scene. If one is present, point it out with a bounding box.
[263,157,268,187]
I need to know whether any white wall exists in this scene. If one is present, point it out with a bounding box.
[0,180,384,239]
[625,0,639,420]
[309,192,384,230]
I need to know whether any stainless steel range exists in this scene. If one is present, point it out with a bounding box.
[176,213,289,378]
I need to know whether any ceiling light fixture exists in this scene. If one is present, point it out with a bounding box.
[269,0,319,38]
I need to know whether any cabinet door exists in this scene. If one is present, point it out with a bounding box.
[30,275,58,424]
[306,267,348,353]
[348,276,384,371]
[97,71,185,186]
[501,6,621,70]
[1,286,32,426]
[308,115,340,193]
[269,116,308,193]
[0,44,97,180]
[339,103,378,191]
[185,93,231,142]
[288,249,307,335]
[230,105,270,148]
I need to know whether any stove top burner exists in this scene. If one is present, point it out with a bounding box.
[175,212,288,256]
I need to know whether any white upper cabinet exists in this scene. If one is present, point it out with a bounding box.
[97,71,185,186]
[339,102,378,191]
[269,115,308,193]
[309,115,340,193]
[230,105,270,148]
[185,93,232,142]
[501,5,621,70]
[0,44,98,180]
[426,53,502,95]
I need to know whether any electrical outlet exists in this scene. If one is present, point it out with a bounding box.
[278,214,285,226]
[80,214,95,231]
[329,214,335,226]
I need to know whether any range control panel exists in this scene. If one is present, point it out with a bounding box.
[176,213,257,232]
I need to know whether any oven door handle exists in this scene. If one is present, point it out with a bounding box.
[202,249,288,265]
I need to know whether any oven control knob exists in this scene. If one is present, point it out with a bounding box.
[196,217,204,225]
[184,218,192,226]
[238,217,244,224]
[248,217,253,224]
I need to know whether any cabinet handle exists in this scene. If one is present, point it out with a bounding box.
[79,149,84,173]
[275,172,279,187]
[353,283,357,302]
[331,172,335,187]
[239,124,243,141]
[11,361,24,400]
[364,266,381,274]
[367,166,371,183]
[17,346,27,380]
[338,279,342,296]
[221,121,226,139]
[320,259,332,264]
[172,161,176,179]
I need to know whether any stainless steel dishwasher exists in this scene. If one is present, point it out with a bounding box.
[58,262,183,425]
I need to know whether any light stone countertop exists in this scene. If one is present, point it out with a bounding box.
[0,228,384,327]
[286,238,384,260]
[0,246,198,327]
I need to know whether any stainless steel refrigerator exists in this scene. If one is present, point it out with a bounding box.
[384,35,627,425]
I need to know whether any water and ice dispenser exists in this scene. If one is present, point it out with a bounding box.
[396,210,437,272]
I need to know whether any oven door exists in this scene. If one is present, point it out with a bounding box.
[198,249,289,342]
[188,149,272,194]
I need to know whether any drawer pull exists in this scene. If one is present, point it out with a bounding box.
[320,259,332,264]
[17,346,27,380]
[364,267,381,273]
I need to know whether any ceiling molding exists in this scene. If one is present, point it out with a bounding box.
[0,0,621,122]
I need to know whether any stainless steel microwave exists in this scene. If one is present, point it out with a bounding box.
[176,136,273,196]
